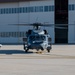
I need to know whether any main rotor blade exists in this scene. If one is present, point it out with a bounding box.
[55,27,68,29]
[9,24,33,26]
[9,23,75,27]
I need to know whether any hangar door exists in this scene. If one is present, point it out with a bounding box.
[55,0,68,43]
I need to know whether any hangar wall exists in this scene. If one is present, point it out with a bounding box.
[68,0,75,43]
[0,0,54,44]
[0,3,19,43]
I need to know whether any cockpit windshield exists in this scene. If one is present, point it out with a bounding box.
[29,35,46,41]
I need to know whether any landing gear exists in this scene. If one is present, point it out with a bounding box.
[24,47,29,53]
[47,46,52,53]
[23,43,29,53]
[47,49,50,53]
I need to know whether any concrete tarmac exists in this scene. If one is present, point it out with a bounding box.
[0,45,75,75]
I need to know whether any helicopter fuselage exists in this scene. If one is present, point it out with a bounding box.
[23,29,52,52]
[28,34,51,50]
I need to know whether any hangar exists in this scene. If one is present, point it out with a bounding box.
[0,0,75,44]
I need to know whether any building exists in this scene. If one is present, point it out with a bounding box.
[0,0,75,44]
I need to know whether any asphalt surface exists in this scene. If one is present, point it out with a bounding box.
[0,45,75,75]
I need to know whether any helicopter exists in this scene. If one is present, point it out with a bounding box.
[21,23,68,53]
[22,23,52,53]
[11,22,68,53]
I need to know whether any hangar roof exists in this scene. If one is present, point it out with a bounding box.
[0,0,40,3]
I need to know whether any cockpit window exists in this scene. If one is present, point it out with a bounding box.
[29,35,46,41]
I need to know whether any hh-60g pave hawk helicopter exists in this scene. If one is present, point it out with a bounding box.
[22,23,52,53]
[11,23,68,53]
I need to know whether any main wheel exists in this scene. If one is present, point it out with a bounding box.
[25,49,29,53]
[24,46,29,53]
[47,47,51,53]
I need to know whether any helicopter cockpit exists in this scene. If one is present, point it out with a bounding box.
[29,35,46,41]
[33,25,41,30]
